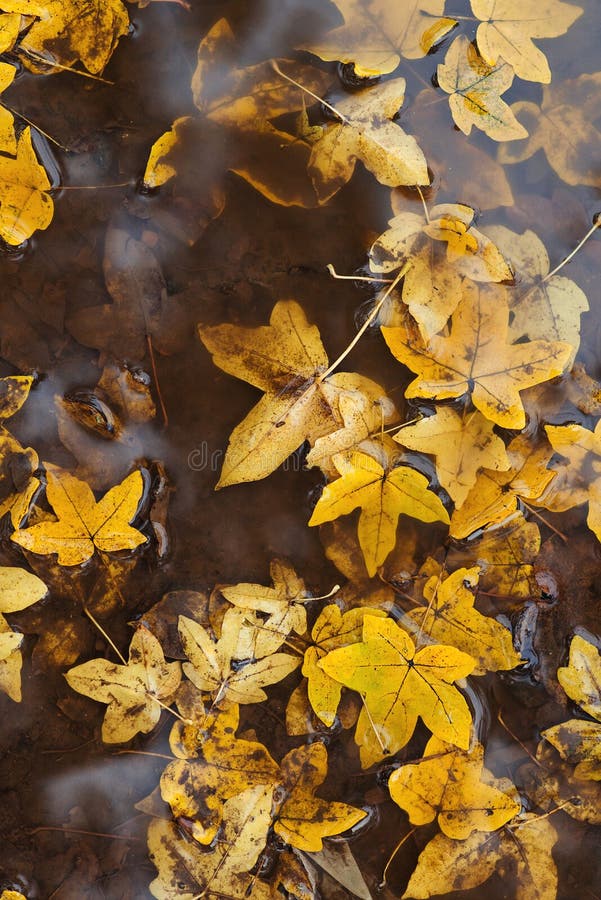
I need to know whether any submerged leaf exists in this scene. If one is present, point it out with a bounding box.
[498,73,601,186]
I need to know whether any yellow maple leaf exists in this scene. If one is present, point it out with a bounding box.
[161,701,279,844]
[0,128,53,245]
[11,464,147,566]
[408,88,514,211]
[484,225,588,359]
[396,407,510,508]
[300,0,456,76]
[498,73,601,186]
[65,625,182,743]
[306,375,396,477]
[370,201,513,338]
[0,62,17,155]
[0,566,47,702]
[471,0,583,84]
[148,791,276,900]
[403,814,557,900]
[448,514,541,599]
[220,559,310,658]
[437,35,529,141]
[1,0,130,74]
[307,77,429,204]
[543,423,601,541]
[308,443,449,577]
[389,735,520,837]
[273,742,367,851]
[199,299,391,487]
[382,280,572,429]
[406,567,522,674]
[557,634,601,719]
[320,615,475,767]
[449,432,557,538]
[301,603,385,726]
[178,611,300,704]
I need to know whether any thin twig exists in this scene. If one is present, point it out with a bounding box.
[271,60,351,124]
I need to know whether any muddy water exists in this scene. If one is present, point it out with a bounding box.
[1,0,601,897]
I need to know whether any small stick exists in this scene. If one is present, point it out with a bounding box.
[21,49,114,84]
[544,217,601,281]
[521,500,568,543]
[320,261,410,380]
[3,103,69,151]
[380,827,417,888]
[29,826,140,841]
[271,60,351,125]
[326,263,393,283]
[146,333,169,428]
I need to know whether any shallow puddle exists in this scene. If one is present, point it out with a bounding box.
[1,1,601,898]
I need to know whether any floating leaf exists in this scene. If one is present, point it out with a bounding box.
[308,77,429,204]
[65,626,182,743]
[302,604,385,726]
[220,559,309,657]
[471,0,583,84]
[179,611,300,704]
[382,280,572,429]
[308,443,449,577]
[2,0,130,74]
[0,128,53,245]
[370,201,513,338]
[544,422,601,540]
[437,36,528,141]
[389,735,520,837]
[12,465,146,566]
[199,299,392,487]
[396,407,510,508]
[320,615,475,766]
[406,567,522,674]
[300,0,456,76]
[403,814,557,900]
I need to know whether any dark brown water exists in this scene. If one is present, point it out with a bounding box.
[1,1,601,897]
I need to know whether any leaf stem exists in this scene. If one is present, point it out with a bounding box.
[320,261,410,380]
[271,60,351,124]
[3,103,69,151]
[83,604,128,665]
[21,49,115,83]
